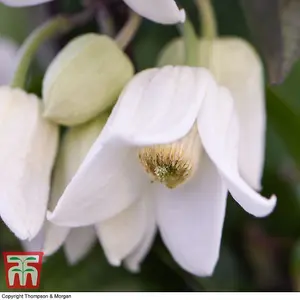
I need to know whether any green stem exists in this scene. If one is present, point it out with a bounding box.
[177,18,198,66]
[195,0,218,68]
[196,0,217,39]
[11,10,93,89]
[115,11,141,49]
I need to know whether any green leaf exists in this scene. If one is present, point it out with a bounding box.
[267,88,300,168]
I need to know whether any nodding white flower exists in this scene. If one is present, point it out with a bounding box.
[158,37,266,190]
[33,113,147,266]
[0,87,58,240]
[0,0,185,24]
[49,66,276,276]
[0,37,18,85]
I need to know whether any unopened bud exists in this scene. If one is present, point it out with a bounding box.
[43,34,134,126]
[138,125,202,189]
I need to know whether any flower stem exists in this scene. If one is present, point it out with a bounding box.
[11,10,94,89]
[195,0,217,39]
[115,11,141,50]
[177,18,198,66]
[195,0,218,68]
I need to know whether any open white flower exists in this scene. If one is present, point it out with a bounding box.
[158,37,265,190]
[32,113,148,266]
[0,87,58,240]
[0,0,185,24]
[49,66,276,276]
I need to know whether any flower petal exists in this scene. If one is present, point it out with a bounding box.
[209,38,266,190]
[48,139,148,227]
[63,226,96,265]
[0,87,58,240]
[21,228,44,252]
[156,153,227,276]
[122,0,185,24]
[124,200,156,273]
[95,195,151,267]
[0,0,52,7]
[0,38,17,85]
[197,85,276,217]
[111,66,215,146]
[43,222,70,257]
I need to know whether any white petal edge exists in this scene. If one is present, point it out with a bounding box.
[0,0,52,7]
[21,227,44,252]
[95,196,149,267]
[111,66,215,147]
[0,87,58,240]
[43,221,70,256]
[63,226,96,265]
[48,139,148,227]
[124,197,156,273]
[122,0,185,24]
[156,153,227,276]
[209,38,266,190]
[197,85,276,217]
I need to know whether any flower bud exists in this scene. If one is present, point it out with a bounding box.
[43,34,134,126]
[0,86,58,240]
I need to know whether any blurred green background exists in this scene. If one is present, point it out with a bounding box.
[1,0,300,292]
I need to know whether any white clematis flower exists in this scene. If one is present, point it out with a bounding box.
[0,0,185,24]
[158,37,265,190]
[34,113,148,266]
[49,66,276,276]
[0,87,58,240]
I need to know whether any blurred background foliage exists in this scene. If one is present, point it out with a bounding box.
[1,0,300,292]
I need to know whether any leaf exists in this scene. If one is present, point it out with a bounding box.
[267,88,300,168]
[241,0,283,84]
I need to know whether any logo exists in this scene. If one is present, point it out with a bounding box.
[3,252,43,289]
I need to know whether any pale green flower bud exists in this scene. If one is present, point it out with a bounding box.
[42,34,134,126]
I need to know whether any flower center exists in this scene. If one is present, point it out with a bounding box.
[138,125,202,189]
